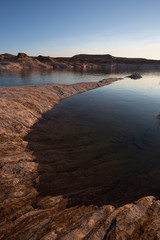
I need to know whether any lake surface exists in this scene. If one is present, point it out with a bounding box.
[25,72,160,206]
[0,70,128,86]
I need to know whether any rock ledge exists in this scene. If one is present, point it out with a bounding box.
[0,78,159,240]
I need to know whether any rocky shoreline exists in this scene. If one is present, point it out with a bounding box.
[1,53,160,72]
[0,78,160,240]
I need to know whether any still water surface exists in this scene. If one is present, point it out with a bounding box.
[25,72,160,205]
[0,70,128,86]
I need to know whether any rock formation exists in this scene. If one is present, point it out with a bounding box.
[127,72,142,79]
[17,53,29,59]
[0,78,160,239]
[36,55,54,63]
[1,53,160,72]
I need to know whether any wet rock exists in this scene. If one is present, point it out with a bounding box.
[0,79,121,240]
[99,78,122,84]
[127,72,142,79]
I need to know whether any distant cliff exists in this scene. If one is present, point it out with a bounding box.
[1,53,160,72]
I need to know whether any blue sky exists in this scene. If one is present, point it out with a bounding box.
[1,0,160,59]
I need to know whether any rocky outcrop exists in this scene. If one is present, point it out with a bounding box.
[127,72,142,79]
[1,77,160,239]
[17,53,29,59]
[0,56,4,61]
[56,54,160,72]
[0,56,53,71]
[36,55,54,64]
[0,53,15,61]
[0,78,118,239]
[1,53,160,72]
[0,78,160,239]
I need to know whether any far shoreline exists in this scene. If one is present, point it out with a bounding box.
[1,52,160,73]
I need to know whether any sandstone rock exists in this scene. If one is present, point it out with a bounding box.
[0,54,15,61]
[0,78,159,240]
[17,53,29,59]
[0,53,160,72]
[37,55,53,62]
[0,55,4,61]
[99,78,122,84]
[71,54,115,63]
[0,79,120,240]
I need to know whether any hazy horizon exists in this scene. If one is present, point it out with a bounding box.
[1,0,160,60]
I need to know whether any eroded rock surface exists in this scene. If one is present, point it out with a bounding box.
[0,78,160,240]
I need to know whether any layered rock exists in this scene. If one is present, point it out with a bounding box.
[0,78,160,239]
[0,79,115,239]
[1,53,160,72]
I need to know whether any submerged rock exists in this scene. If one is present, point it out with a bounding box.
[127,72,142,79]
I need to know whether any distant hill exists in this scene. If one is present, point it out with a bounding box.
[1,52,160,72]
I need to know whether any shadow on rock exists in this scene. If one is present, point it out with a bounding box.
[24,102,160,208]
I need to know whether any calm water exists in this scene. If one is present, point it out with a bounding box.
[25,73,160,205]
[0,70,127,86]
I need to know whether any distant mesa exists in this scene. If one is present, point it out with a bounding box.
[1,53,160,72]
[71,54,115,62]
[127,72,142,79]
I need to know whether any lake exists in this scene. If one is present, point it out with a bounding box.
[0,70,127,86]
[24,71,160,206]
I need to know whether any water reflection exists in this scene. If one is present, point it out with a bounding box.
[1,70,160,87]
[0,70,123,86]
[25,78,160,206]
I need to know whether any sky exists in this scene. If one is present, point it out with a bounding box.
[1,0,160,59]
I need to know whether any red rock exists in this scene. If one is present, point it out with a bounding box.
[0,79,160,239]
[17,52,29,59]
[0,53,160,72]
